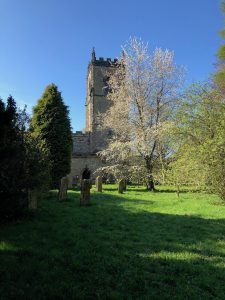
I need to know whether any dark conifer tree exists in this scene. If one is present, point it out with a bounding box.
[30,84,72,188]
[0,96,27,219]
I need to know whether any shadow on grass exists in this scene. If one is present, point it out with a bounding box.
[1,190,225,299]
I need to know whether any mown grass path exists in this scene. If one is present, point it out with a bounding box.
[1,185,225,299]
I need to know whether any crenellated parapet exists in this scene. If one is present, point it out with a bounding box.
[91,48,118,67]
[92,57,118,67]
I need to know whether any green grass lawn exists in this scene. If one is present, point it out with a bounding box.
[1,185,225,299]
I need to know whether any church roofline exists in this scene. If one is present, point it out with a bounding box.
[90,57,118,67]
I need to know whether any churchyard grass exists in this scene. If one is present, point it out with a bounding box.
[1,185,225,299]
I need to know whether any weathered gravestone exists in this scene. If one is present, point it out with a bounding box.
[80,179,92,206]
[95,176,102,192]
[28,189,38,210]
[118,179,125,194]
[59,176,69,201]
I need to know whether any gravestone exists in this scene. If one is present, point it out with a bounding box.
[95,176,102,192]
[28,189,38,210]
[118,179,125,194]
[80,179,92,206]
[59,176,69,201]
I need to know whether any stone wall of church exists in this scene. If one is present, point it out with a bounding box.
[68,155,103,187]
[72,131,91,155]
[85,58,117,153]
[68,53,118,186]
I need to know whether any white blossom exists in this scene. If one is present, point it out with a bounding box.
[98,37,184,189]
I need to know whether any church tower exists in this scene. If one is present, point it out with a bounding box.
[69,49,118,185]
[85,48,118,152]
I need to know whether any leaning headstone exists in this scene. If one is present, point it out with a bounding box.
[28,189,38,210]
[59,176,69,201]
[118,179,125,194]
[80,179,92,206]
[95,176,102,192]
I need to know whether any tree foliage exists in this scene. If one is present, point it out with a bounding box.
[30,84,72,188]
[214,1,225,91]
[0,96,49,220]
[0,96,26,219]
[98,38,183,190]
[170,82,225,200]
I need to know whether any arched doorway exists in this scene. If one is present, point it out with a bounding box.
[82,167,91,179]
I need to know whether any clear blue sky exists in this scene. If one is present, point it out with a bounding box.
[0,0,223,131]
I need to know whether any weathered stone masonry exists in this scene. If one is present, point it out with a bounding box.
[68,49,117,185]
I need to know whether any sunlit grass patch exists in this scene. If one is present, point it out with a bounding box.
[0,241,16,251]
[139,250,202,261]
[1,185,225,299]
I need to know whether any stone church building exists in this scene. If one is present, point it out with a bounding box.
[68,49,118,185]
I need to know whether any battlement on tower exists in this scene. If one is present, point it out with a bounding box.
[90,48,119,67]
[92,57,118,67]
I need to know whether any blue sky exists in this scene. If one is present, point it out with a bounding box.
[0,0,223,131]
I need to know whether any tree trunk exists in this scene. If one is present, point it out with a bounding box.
[146,177,155,191]
[145,157,155,191]
[176,184,180,198]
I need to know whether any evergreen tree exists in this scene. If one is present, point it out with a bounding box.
[0,96,28,219]
[30,84,72,188]
[1,95,51,220]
